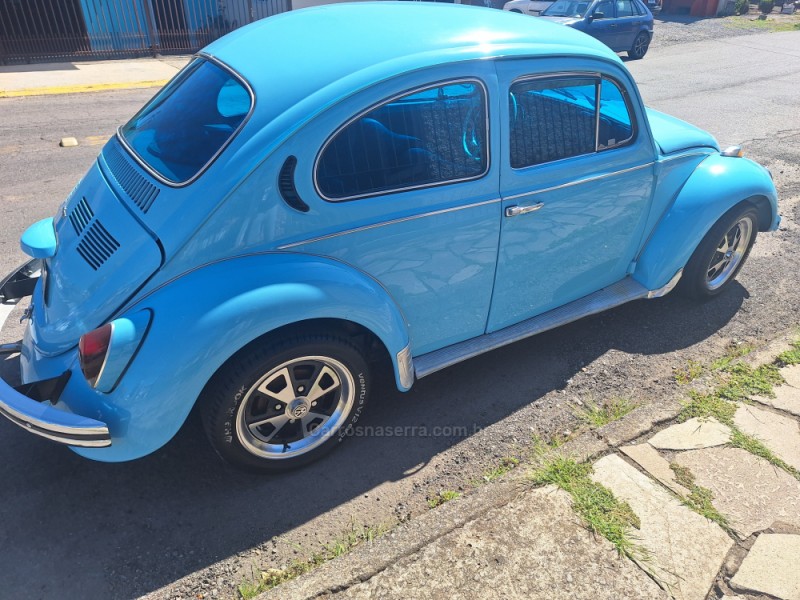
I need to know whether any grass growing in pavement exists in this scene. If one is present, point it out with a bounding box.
[427,490,461,509]
[478,456,520,484]
[715,363,783,401]
[574,398,638,428]
[710,341,755,372]
[237,522,388,599]
[730,429,800,481]
[674,360,704,385]
[530,457,644,559]
[677,352,800,483]
[776,341,800,367]
[669,463,731,531]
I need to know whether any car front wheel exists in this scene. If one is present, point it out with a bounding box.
[678,203,758,300]
[628,31,650,59]
[200,333,369,472]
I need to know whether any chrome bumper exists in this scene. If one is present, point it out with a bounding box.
[0,261,111,448]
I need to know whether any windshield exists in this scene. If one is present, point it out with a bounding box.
[542,0,591,16]
[120,58,251,184]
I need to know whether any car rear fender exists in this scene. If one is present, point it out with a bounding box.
[70,252,411,462]
[634,153,779,290]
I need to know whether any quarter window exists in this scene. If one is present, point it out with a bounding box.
[509,75,635,169]
[316,81,488,201]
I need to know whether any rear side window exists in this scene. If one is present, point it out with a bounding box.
[509,75,635,169]
[316,80,488,201]
[616,0,635,16]
[120,58,252,185]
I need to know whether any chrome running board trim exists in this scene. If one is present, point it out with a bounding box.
[414,277,650,379]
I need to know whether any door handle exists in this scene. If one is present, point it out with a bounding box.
[505,202,544,217]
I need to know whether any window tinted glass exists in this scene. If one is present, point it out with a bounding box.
[121,59,251,184]
[317,81,488,200]
[593,0,614,17]
[616,0,635,16]
[542,0,591,16]
[598,79,634,149]
[509,78,597,168]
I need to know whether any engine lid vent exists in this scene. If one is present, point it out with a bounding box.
[76,221,120,271]
[104,141,160,214]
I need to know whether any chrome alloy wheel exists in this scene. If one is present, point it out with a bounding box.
[235,356,355,459]
[706,216,753,290]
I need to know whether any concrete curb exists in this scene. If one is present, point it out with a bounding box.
[0,80,168,98]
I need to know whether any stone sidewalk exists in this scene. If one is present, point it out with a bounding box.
[0,56,189,97]
[259,349,800,600]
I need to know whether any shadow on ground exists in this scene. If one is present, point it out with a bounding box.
[0,285,746,599]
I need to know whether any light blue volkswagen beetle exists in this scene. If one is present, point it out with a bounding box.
[0,3,780,471]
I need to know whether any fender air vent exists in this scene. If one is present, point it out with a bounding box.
[104,141,160,214]
[76,221,120,271]
[278,156,309,213]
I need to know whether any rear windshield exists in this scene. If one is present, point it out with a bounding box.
[120,58,251,184]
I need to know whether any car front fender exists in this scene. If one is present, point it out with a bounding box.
[70,252,411,462]
[634,154,779,290]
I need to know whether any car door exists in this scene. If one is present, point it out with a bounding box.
[614,0,641,50]
[487,59,657,332]
[585,0,619,49]
[284,62,502,356]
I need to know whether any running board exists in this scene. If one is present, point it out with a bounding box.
[413,274,679,380]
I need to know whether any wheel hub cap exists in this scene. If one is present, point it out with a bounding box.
[288,398,309,419]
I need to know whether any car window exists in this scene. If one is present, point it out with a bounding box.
[120,58,251,185]
[632,0,645,14]
[616,0,635,16]
[592,0,614,17]
[542,0,591,16]
[509,75,635,168]
[509,78,597,168]
[316,80,488,201]
[598,78,634,149]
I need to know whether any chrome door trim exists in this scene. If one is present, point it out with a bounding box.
[277,197,501,250]
[504,162,654,202]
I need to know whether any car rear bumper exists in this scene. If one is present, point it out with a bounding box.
[0,261,111,448]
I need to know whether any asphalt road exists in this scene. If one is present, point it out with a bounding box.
[1,30,799,600]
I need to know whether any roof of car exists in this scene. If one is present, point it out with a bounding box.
[205,2,621,124]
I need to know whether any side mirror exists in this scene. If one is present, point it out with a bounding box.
[590,10,605,19]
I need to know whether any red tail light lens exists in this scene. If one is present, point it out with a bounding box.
[79,323,113,387]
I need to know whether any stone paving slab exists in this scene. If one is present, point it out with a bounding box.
[782,365,800,389]
[734,405,800,471]
[621,443,691,497]
[675,447,800,539]
[592,454,734,600]
[333,486,669,600]
[647,417,731,451]
[753,385,800,418]
[730,534,800,599]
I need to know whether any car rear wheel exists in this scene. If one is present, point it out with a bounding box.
[200,333,369,472]
[678,203,758,300]
[628,32,650,60]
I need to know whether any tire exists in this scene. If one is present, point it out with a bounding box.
[200,333,370,473]
[678,203,759,301]
[628,32,650,60]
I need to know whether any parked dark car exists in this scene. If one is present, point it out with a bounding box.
[540,0,654,59]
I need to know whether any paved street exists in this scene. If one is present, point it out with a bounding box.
[0,28,799,600]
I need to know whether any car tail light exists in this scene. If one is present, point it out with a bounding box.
[79,323,113,387]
